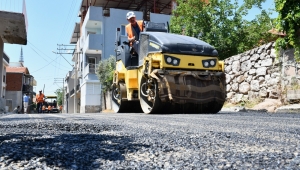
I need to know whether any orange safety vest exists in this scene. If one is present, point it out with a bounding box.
[36,93,45,103]
[126,20,143,40]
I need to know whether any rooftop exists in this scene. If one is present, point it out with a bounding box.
[6,66,30,74]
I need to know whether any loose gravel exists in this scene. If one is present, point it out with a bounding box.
[0,112,299,169]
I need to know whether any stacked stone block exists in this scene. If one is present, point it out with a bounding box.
[224,42,282,103]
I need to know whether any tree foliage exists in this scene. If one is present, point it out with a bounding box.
[275,0,300,61]
[54,88,63,105]
[96,55,116,92]
[170,0,276,59]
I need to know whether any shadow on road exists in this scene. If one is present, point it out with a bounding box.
[0,132,149,169]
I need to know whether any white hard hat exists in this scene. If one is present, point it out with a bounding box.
[126,11,135,19]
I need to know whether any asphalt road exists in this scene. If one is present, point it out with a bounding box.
[0,111,299,169]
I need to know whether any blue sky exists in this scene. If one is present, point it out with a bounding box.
[2,0,81,95]
[1,0,277,96]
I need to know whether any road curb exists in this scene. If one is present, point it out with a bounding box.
[275,104,300,113]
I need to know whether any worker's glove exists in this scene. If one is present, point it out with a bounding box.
[128,36,136,42]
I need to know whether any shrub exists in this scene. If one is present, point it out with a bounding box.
[96,55,116,92]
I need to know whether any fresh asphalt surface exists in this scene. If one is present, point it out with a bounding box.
[0,111,299,169]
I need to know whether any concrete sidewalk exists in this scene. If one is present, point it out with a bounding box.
[275,104,300,113]
[221,104,300,113]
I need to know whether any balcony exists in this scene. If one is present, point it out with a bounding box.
[82,34,103,54]
[76,84,80,91]
[84,63,97,75]
[82,6,103,31]
[22,84,33,93]
[3,52,9,64]
[70,89,74,96]
[83,64,99,80]
[71,68,82,79]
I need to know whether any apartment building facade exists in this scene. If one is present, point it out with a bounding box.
[65,1,171,113]
[2,52,9,99]
[6,65,36,112]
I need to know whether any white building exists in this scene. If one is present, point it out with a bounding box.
[2,52,9,100]
[0,2,27,112]
[65,0,172,113]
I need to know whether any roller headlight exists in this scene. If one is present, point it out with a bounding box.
[202,59,217,68]
[204,61,209,67]
[164,55,180,66]
[173,59,178,65]
[166,57,172,63]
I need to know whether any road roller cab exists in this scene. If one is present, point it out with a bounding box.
[112,22,226,114]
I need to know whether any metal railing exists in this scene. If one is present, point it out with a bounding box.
[3,53,9,63]
[22,84,33,92]
[84,63,98,77]
[70,89,74,96]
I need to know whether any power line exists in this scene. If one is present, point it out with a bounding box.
[58,0,76,43]
[27,41,71,72]
[59,53,73,67]
[63,1,81,42]
[30,56,58,73]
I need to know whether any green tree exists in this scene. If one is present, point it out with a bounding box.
[170,0,275,59]
[96,55,116,92]
[54,88,63,105]
[275,0,300,61]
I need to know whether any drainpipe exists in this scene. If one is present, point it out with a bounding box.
[101,12,105,111]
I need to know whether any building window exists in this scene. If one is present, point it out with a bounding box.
[121,25,126,36]
[3,75,5,83]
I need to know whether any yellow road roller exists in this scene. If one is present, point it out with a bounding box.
[112,22,225,114]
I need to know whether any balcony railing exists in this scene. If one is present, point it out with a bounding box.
[71,68,82,79]
[3,53,9,63]
[70,89,74,96]
[83,34,103,53]
[22,84,33,92]
[84,63,98,77]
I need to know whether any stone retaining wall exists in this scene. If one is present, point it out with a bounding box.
[224,42,282,103]
[225,41,298,104]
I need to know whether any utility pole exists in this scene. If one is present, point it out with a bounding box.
[53,44,79,113]
[74,53,78,113]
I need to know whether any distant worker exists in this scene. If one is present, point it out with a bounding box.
[23,93,30,114]
[59,105,63,113]
[53,100,57,108]
[42,105,46,113]
[36,90,45,113]
[126,11,143,53]
[48,105,52,113]
[12,106,20,114]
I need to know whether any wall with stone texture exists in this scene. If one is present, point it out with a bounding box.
[224,42,282,103]
[279,48,299,88]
